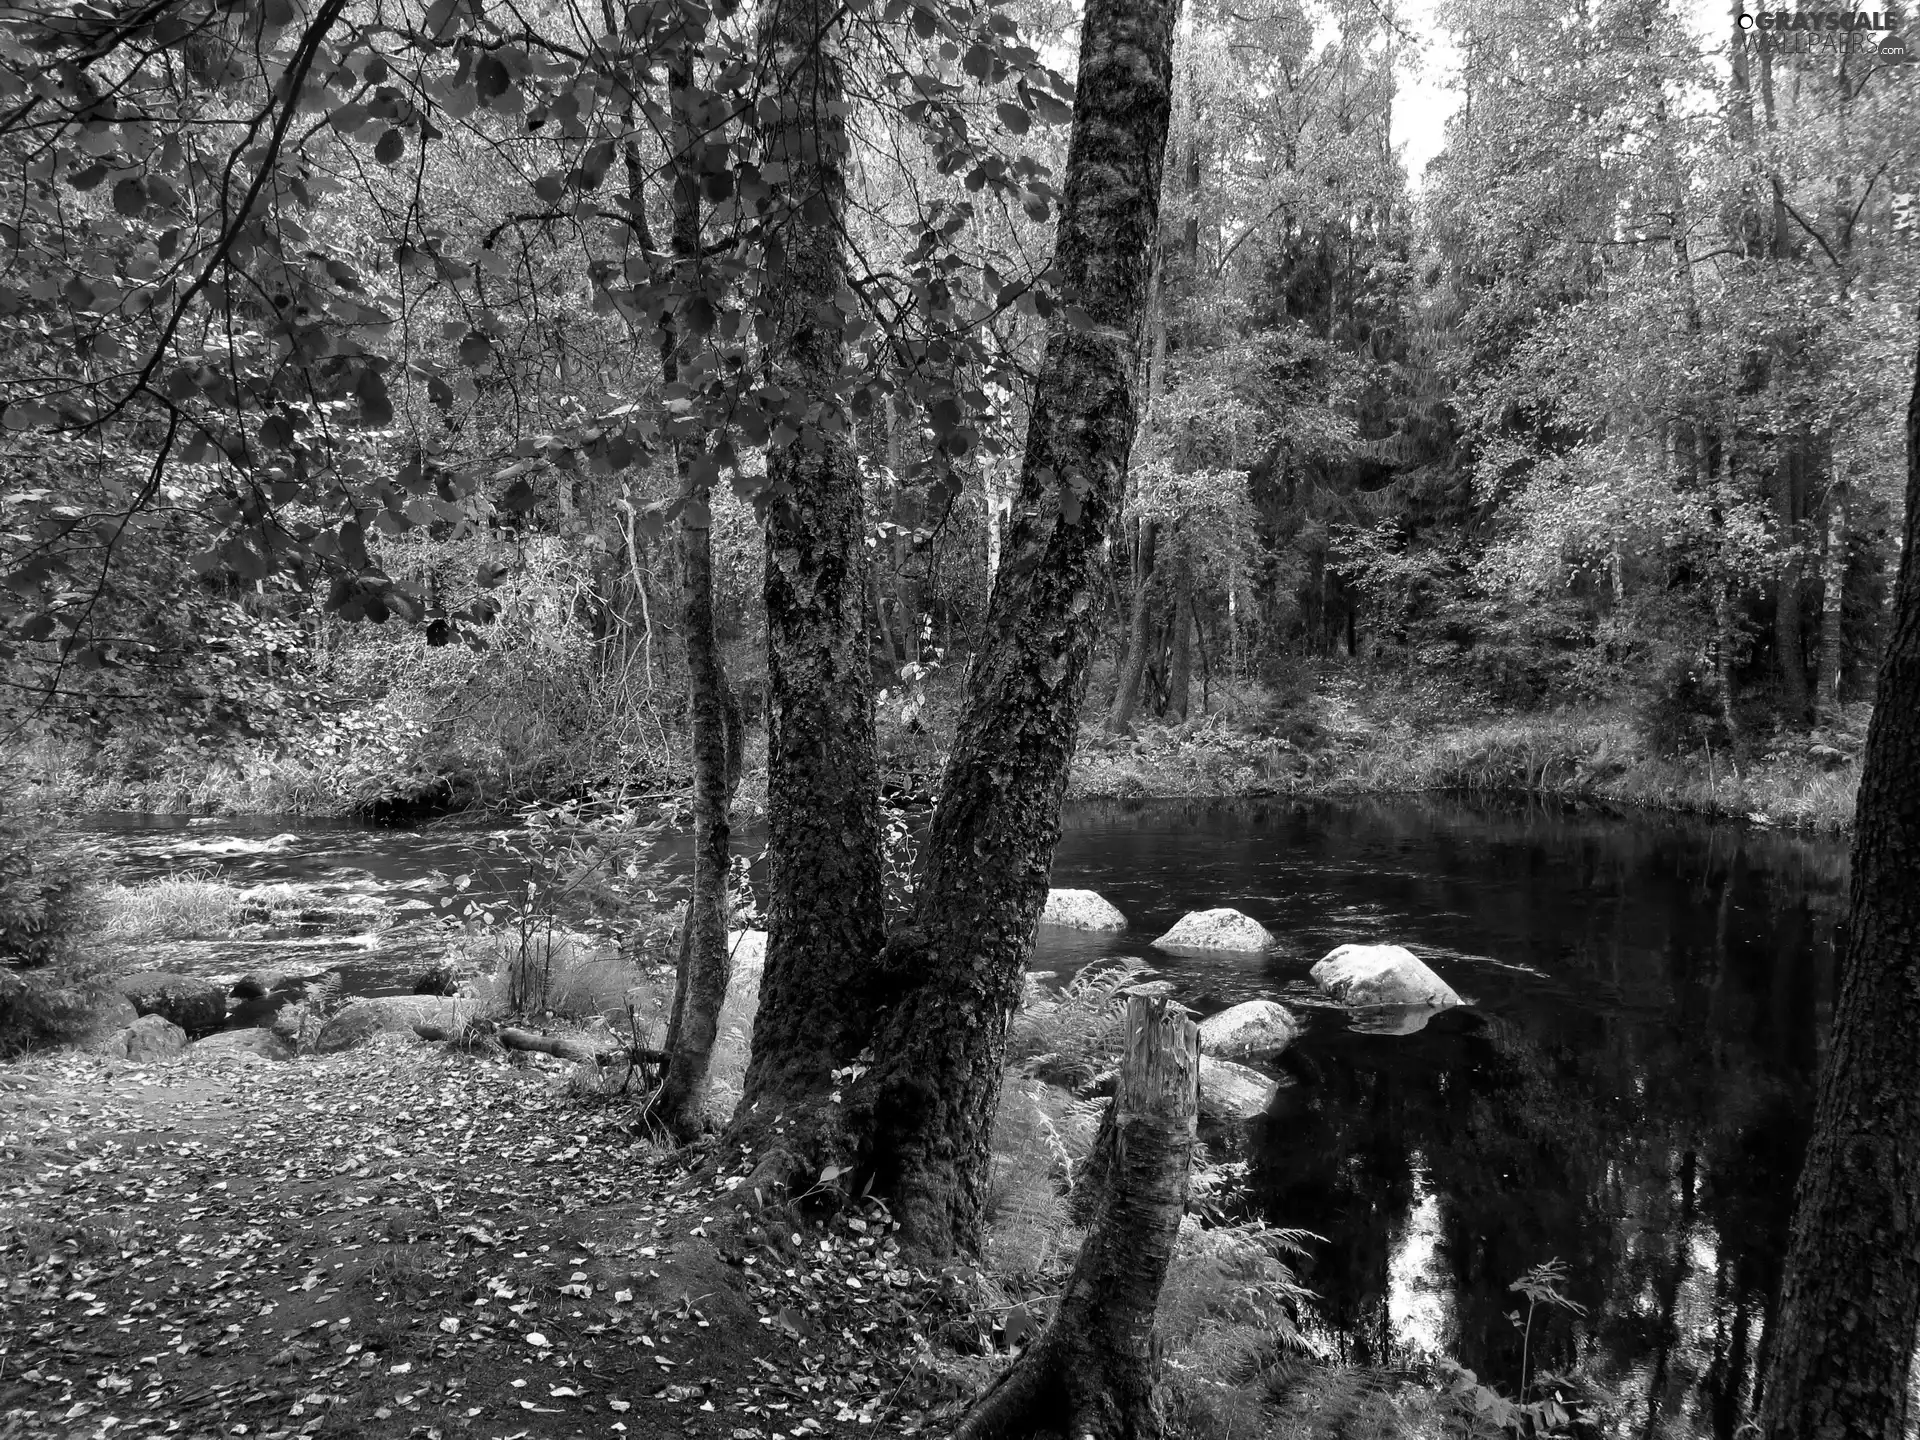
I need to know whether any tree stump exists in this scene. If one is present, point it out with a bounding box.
[952,996,1199,1440]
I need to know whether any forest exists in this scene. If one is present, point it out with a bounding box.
[3,0,1920,1434]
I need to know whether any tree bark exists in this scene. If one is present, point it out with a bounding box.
[1106,519,1159,734]
[1166,543,1192,722]
[1758,332,1920,1440]
[851,0,1179,1256]
[1774,441,1811,722]
[951,998,1198,1440]
[726,0,888,1174]
[650,28,740,1140]
[1816,462,1848,719]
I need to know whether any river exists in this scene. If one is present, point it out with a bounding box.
[76,795,1845,1437]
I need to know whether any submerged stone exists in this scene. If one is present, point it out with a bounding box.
[1199,1000,1301,1059]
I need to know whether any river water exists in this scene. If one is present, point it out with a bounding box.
[77,796,1845,1437]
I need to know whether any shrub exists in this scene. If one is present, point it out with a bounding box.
[1638,653,1730,757]
[0,815,100,969]
[0,809,113,1056]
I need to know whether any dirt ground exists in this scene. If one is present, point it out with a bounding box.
[0,1040,968,1440]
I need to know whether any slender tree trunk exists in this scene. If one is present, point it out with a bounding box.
[651,25,737,1138]
[726,0,888,1175]
[1106,519,1159,733]
[1166,545,1192,722]
[852,0,1180,1255]
[1775,442,1811,722]
[1817,461,1848,719]
[1758,332,1920,1440]
[951,998,1199,1439]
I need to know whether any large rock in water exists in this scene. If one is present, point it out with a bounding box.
[1039,889,1128,932]
[1198,1055,1278,1124]
[1151,908,1274,953]
[195,1028,296,1062]
[1199,1000,1300,1059]
[312,996,479,1054]
[1311,944,1462,1009]
[113,972,226,1037]
[102,1013,189,1063]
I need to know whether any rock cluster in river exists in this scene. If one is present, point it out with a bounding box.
[111,971,227,1038]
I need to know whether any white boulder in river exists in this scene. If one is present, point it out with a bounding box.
[1198,1055,1279,1124]
[1311,944,1462,1009]
[1039,888,1128,932]
[1151,908,1274,953]
[1199,1000,1300,1059]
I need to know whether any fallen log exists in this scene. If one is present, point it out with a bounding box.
[411,1021,664,1068]
[953,995,1200,1440]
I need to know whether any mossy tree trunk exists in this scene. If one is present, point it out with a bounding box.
[1758,332,1920,1440]
[726,0,888,1176]
[853,0,1180,1254]
[951,998,1199,1439]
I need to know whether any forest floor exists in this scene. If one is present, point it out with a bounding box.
[0,1040,973,1440]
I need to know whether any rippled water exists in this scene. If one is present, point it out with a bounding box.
[76,796,1845,1436]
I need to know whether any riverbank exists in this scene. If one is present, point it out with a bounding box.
[1066,677,1864,834]
[5,671,1865,834]
[0,992,1497,1440]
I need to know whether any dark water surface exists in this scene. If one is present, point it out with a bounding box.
[1047,797,1843,1439]
[79,797,1846,1435]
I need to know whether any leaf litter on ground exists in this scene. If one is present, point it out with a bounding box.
[0,1038,976,1440]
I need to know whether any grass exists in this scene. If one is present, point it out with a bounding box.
[97,872,242,940]
[1065,666,1864,834]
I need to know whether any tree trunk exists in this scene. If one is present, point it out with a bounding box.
[951,998,1198,1440]
[851,0,1179,1256]
[726,0,888,1175]
[1166,545,1192,722]
[1774,442,1811,722]
[1758,333,1920,1440]
[651,30,738,1140]
[1817,462,1847,719]
[1106,519,1159,734]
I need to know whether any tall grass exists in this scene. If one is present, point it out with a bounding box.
[1321,714,1860,832]
[98,873,241,941]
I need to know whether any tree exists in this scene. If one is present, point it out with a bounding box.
[850,0,1182,1253]
[1758,326,1920,1437]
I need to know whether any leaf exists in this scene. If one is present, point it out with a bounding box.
[458,331,494,369]
[374,127,406,164]
[995,101,1030,136]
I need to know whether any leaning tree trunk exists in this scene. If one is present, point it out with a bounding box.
[852,0,1180,1255]
[1105,518,1159,734]
[951,998,1199,1440]
[726,0,888,1175]
[1758,331,1920,1440]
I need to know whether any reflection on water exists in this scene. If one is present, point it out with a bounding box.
[1039,797,1843,1439]
[77,796,1845,1436]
